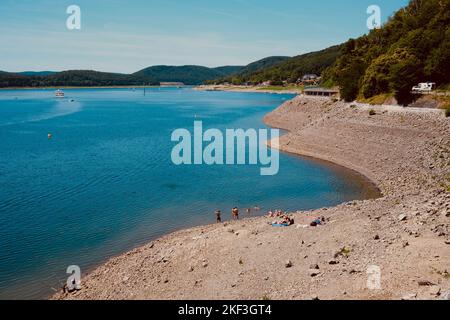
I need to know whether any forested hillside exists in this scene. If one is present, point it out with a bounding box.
[133,65,237,85]
[211,47,341,85]
[0,70,158,87]
[324,0,450,104]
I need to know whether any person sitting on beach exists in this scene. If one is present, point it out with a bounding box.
[271,213,294,226]
[232,207,239,220]
[310,218,322,227]
[215,210,222,223]
[285,216,294,226]
[272,216,293,226]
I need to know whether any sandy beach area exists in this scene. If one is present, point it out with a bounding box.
[54,95,449,300]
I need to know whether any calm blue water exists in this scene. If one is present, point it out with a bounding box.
[0,88,377,299]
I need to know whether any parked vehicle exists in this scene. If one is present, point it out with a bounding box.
[412,82,436,92]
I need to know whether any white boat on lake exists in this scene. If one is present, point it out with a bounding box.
[55,89,65,98]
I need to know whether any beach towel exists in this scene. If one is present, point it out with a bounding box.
[272,223,290,227]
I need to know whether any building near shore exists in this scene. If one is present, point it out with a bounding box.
[259,81,272,87]
[303,87,339,97]
[298,74,321,85]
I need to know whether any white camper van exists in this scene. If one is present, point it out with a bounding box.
[412,82,436,93]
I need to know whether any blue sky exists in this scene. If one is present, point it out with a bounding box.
[0,0,409,73]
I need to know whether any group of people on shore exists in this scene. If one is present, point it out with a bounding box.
[214,206,325,227]
[215,206,261,223]
[268,210,295,226]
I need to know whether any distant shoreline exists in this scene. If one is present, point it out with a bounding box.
[0,85,179,90]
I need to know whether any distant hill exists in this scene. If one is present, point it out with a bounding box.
[211,47,342,85]
[0,70,157,88]
[133,65,243,85]
[207,56,290,84]
[41,70,158,87]
[0,66,239,87]
[237,56,290,76]
[0,71,32,87]
[212,66,245,75]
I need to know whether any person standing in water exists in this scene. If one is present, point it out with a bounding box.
[215,210,222,223]
[232,207,239,220]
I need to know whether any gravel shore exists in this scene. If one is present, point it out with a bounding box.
[55,95,449,300]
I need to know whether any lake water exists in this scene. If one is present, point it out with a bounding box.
[0,88,378,299]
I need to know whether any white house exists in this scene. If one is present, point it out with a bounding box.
[301,74,319,82]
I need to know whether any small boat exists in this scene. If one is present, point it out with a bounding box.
[55,89,65,98]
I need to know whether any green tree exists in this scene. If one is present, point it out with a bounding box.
[388,49,422,105]
[361,53,392,98]
[424,27,450,83]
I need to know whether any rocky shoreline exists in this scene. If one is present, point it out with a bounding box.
[55,95,449,300]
